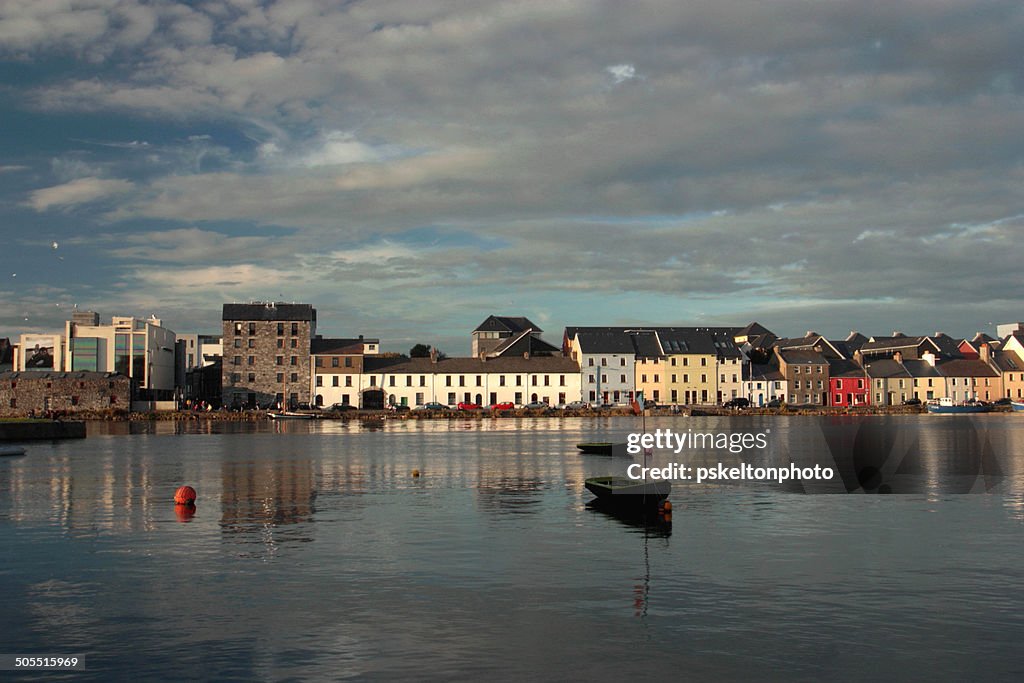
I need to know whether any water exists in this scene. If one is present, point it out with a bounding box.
[2,416,1024,681]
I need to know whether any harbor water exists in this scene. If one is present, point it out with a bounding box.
[2,415,1024,680]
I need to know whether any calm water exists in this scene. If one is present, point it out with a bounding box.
[2,416,1024,681]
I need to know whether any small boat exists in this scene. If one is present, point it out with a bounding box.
[0,446,27,457]
[584,476,671,506]
[1011,401,1024,412]
[268,411,315,420]
[577,442,613,455]
[926,398,991,414]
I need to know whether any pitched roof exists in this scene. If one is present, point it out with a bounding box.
[828,359,867,378]
[311,338,364,354]
[737,321,772,337]
[222,302,315,322]
[992,350,1024,372]
[474,315,541,334]
[487,330,561,357]
[363,355,579,375]
[860,335,940,356]
[901,360,942,378]
[937,359,1000,378]
[748,363,785,381]
[779,349,829,365]
[862,358,910,379]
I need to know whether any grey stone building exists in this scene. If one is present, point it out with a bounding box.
[0,371,130,416]
[221,302,317,409]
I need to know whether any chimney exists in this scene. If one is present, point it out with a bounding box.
[922,350,936,367]
[980,343,991,363]
[523,352,530,359]
[430,347,438,364]
[893,351,903,364]
[854,349,863,366]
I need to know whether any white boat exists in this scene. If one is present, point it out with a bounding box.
[268,411,315,420]
[926,397,990,414]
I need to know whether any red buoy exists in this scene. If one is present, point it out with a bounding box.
[174,485,197,505]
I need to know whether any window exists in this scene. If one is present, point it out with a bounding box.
[620,358,626,367]
[277,373,284,382]
[277,323,284,335]
[620,375,626,383]
[248,373,255,382]
[794,366,800,374]
[290,356,297,366]
[234,338,241,348]
[234,322,243,334]
[231,373,240,383]
[8,398,15,408]
[476,375,482,386]
[370,377,376,386]
[276,356,283,366]
[406,376,413,387]
[589,358,594,366]
[448,392,457,404]
[316,377,323,387]
[532,376,537,386]
[671,358,677,366]
[560,375,566,386]
[446,376,452,386]
[345,377,352,387]
[277,339,284,349]
[233,355,241,365]
[248,356,255,365]
[315,358,323,367]
[332,357,339,367]
[683,358,689,366]
[642,374,648,383]
[248,322,256,335]
[544,375,550,386]
[345,357,352,367]
[701,358,707,366]
[248,339,255,348]
[459,376,465,387]
[419,376,426,387]
[601,358,607,366]
[389,377,396,387]
[332,376,339,387]
[500,376,506,386]
[291,323,298,335]
[701,374,707,383]
[588,375,595,383]
[516,376,522,386]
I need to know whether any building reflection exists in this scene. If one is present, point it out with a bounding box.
[219,456,317,549]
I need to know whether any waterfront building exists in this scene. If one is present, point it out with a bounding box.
[221,302,316,409]
[471,316,546,358]
[563,328,641,405]
[937,344,1002,402]
[359,354,581,409]
[311,337,366,408]
[828,359,870,407]
[994,348,1024,400]
[862,356,911,406]
[746,363,785,406]
[776,348,830,405]
[0,370,130,415]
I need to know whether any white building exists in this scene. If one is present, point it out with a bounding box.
[563,328,641,405]
[354,355,582,409]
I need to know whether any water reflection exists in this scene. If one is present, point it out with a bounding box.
[220,455,316,553]
[476,477,545,515]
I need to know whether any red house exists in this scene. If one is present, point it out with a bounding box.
[829,359,870,407]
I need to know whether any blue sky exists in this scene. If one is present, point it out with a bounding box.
[1,1,1023,355]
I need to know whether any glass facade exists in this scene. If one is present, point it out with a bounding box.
[114,334,130,375]
[71,338,98,372]
[133,334,146,383]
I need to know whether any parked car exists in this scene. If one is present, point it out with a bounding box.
[416,402,451,411]
[389,404,411,412]
[490,401,515,411]
[561,401,589,410]
[457,402,481,411]
[902,398,922,406]
[766,398,782,408]
[328,403,357,412]
[724,397,750,409]
[993,397,1012,406]
[524,401,549,410]
[643,399,658,409]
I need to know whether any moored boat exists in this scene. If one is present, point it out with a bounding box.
[926,398,991,414]
[584,476,671,506]
[268,411,315,420]
[0,446,27,457]
[1011,401,1024,412]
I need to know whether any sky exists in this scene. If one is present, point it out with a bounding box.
[1,0,1022,356]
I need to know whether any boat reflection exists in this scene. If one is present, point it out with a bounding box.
[586,498,672,538]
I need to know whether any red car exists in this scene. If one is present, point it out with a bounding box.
[457,402,481,410]
[489,402,515,411]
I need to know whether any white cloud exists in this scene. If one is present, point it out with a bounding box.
[28,177,134,211]
[606,63,637,84]
[298,131,381,167]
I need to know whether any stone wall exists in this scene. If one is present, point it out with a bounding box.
[0,371,130,416]
[221,318,313,408]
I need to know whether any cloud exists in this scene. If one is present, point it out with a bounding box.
[27,177,134,211]
[0,165,29,173]
[606,63,637,84]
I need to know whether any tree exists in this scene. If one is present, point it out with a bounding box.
[410,344,432,358]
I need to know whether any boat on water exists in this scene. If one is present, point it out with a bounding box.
[268,411,315,420]
[584,476,671,506]
[926,398,991,414]
[0,446,27,457]
[1011,401,1024,412]
[576,442,630,456]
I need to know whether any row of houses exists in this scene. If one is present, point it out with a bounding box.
[2,301,1024,414]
